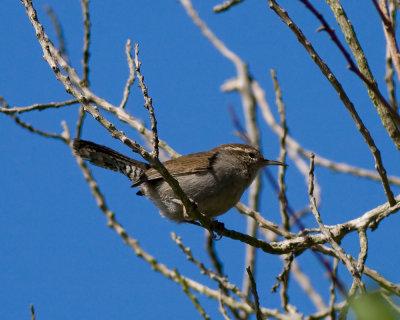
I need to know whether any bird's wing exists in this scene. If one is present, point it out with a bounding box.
[131,151,218,187]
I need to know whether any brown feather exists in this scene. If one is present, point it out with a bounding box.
[131,150,218,187]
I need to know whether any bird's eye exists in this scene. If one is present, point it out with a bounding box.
[249,152,256,159]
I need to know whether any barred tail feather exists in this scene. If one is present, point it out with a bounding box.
[73,139,149,182]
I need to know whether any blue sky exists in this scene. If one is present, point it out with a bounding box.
[1,0,400,319]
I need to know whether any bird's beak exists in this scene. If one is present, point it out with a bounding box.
[262,159,287,167]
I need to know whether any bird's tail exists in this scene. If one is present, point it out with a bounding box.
[72,139,149,182]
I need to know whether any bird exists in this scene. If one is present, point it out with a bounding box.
[73,139,286,223]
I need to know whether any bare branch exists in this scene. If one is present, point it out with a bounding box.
[271,254,294,312]
[364,265,400,296]
[120,39,136,109]
[30,304,35,320]
[218,289,232,320]
[214,0,244,13]
[235,202,294,238]
[80,0,90,87]
[174,269,211,320]
[76,105,86,139]
[357,229,368,278]
[374,0,400,83]
[0,99,78,114]
[0,97,67,142]
[75,0,91,138]
[384,0,399,111]
[328,259,339,320]
[271,70,290,231]
[246,267,263,320]
[134,43,159,158]
[45,6,68,62]
[206,234,224,276]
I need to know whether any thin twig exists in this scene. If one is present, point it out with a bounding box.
[228,106,251,144]
[374,0,400,84]
[75,0,91,138]
[279,255,293,313]
[242,182,261,299]
[246,267,263,320]
[76,105,86,139]
[242,184,260,294]
[0,97,67,142]
[30,304,35,320]
[11,114,66,142]
[304,301,347,320]
[0,99,78,114]
[328,259,338,320]
[364,265,400,297]
[80,0,90,87]
[120,39,136,109]
[385,46,399,110]
[214,0,244,13]
[356,229,368,283]
[206,233,224,276]
[384,0,399,111]
[134,43,159,158]
[235,202,294,238]
[271,70,289,231]
[45,6,68,62]
[271,254,294,312]
[218,288,232,320]
[174,269,211,320]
